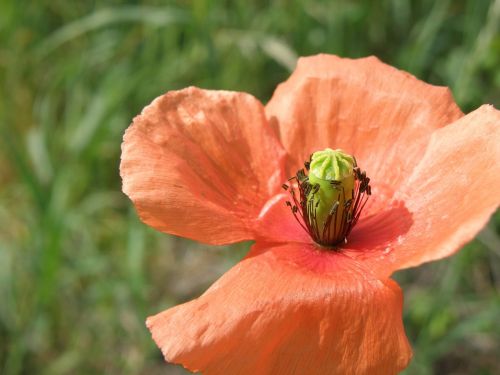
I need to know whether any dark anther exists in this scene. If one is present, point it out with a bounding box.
[297,169,307,182]
[286,201,292,207]
[303,185,312,196]
[304,161,310,170]
[282,184,289,190]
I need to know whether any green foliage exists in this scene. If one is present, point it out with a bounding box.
[0,0,498,374]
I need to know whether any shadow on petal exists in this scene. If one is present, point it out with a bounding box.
[345,201,413,260]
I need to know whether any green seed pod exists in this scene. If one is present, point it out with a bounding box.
[283,148,370,247]
[308,149,355,244]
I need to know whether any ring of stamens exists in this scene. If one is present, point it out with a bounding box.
[282,156,371,247]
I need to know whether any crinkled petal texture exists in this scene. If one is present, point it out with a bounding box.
[147,243,412,375]
[266,54,463,198]
[387,105,500,271]
[262,55,500,278]
[256,106,500,278]
[128,54,500,374]
[121,87,286,244]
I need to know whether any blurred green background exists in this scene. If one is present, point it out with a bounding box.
[1,0,499,374]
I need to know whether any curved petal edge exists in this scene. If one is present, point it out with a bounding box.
[387,105,500,272]
[147,242,412,375]
[120,87,286,245]
[266,54,463,196]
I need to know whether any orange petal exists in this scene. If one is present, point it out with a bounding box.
[121,87,286,245]
[266,54,463,196]
[374,105,500,273]
[147,242,412,375]
[254,193,312,244]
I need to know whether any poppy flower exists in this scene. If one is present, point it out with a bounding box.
[120,54,500,374]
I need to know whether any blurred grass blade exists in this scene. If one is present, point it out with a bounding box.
[27,126,53,184]
[260,36,298,72]
[35,6,189,57]
[453,0,500,103]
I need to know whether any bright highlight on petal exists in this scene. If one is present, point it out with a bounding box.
[388,105,500,273]
[120,87,286,245]
[120,54,500,374]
